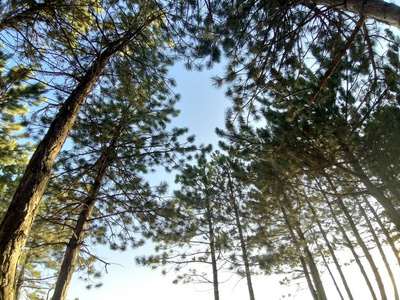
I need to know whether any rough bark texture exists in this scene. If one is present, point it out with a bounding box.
[305,0,400,28]
[0,22,152,300]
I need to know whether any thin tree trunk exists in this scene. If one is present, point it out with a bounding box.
[281,206,318,300]
[314,176,378,300]
[356,197,399,300]
[324,175,387,300]
[336,197,387,300]
[0,21,155,300]
[363,197,400,267]
[51,121,122,300]
[226,172,255,300]
[318,246,345,300]
[282,194,328,300]
[206,198,220,300]
[345,149,400,232]
[304,194,354,300]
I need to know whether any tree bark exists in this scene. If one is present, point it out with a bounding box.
[305,194,354,300]
[226,172,255,300]
[356,197,399,300]
[304,0,400,28]
[345,149,400,233]
[0,21,154,300]
[206,199,220,300]
[364,197,400,267]
[51,121,122,300]
[282,193,328,300]
[315,176,378,300]
[281,206,319,300]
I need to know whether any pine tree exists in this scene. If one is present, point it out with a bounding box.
[0,1,187,298]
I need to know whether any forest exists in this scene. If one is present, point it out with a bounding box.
[1,0,400,299]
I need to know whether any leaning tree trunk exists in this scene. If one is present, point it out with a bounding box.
[282,194,328,300]
[315,176,378,300]
[344,149,400,233]
[363,196,400,267]
[305,194,354,300]
[0,21,155,300]
[51,122,122,300]
[281,206,319,300]
[356,197,399,300]
[226,172,255,300]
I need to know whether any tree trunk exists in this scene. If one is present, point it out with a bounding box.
[356,197,399,300]
[0,22,154,300]
[345,149,400,232]
[363,197,400,267]
[51,122,121,300]
[305,194,354,300]
[318,249,345,300]
[226,172,255,300]
[304,0,400,28]
[315,176,378,300]
[206,198,220,300]
[335,195,387,299]
[281,206,319,300]
[282,194,328,300]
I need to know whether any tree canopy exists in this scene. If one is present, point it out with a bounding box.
[1,0,400,299]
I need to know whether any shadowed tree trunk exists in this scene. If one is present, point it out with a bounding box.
[363,197,400,267]
[315,176,378,300]
[356,197,399,300]
[304,194,354,300]
[281,206,319,300]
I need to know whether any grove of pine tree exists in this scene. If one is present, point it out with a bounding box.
[1,0,400,299]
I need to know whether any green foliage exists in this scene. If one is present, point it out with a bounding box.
[0,47,46,207]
